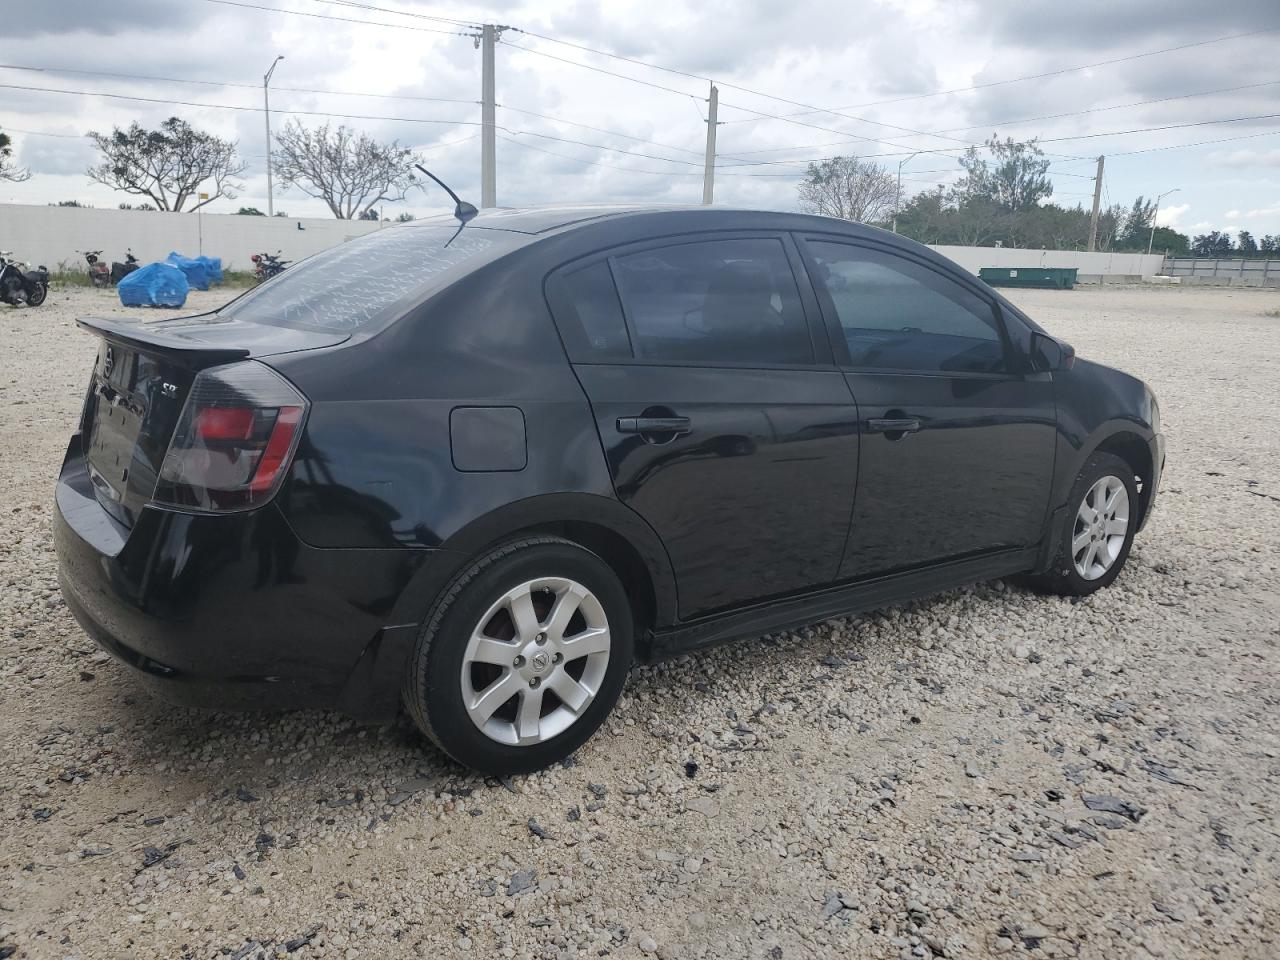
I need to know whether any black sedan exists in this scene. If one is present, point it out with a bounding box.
[54,207,1163,773]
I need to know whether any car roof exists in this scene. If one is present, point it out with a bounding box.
[408,204,895,239]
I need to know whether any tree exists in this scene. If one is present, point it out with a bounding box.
[395,212,416,222]
[1115,196,1157,250]
[272,121,421,219]
[1236,231,1258,256]
[1261,235,1279,255]
[236,206,266,216]
[0,128,31,182]
[953,136,1052,212]
[1191,231,1233,256]
[797,156,897,223]
[118,202,157,211]
[87,117,245,211]
[1149,227,1190,255]
[53,200,91,207]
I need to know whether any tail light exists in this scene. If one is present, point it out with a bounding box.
[153,361,308,512]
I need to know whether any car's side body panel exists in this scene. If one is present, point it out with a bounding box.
[572,362,860,617]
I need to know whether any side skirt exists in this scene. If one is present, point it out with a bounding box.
[646,547,1039,660]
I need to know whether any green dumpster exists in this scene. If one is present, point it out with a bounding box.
[978,267,1078,290]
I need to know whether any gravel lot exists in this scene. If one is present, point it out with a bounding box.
[2,283,1278,960]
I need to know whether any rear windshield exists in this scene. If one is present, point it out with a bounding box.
[218,225,505,333]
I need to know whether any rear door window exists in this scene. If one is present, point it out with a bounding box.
[545,261,633,361]
[610,238,814,365]
[805,240,1009,374]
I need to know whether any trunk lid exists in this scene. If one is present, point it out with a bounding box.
[77,315,343,527]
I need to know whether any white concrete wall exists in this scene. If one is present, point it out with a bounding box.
[0,203,383,273]
[930,244,1165,278]
[0,203,1167,278]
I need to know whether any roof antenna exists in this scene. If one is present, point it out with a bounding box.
[415,164,478,247]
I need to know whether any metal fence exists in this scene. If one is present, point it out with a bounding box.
[1162,257,1280,284]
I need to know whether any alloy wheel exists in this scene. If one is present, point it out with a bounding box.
[460,577,612,746]
[1072,475,1130,580]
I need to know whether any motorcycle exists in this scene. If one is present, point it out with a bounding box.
[0,252,49,307]
[82,250,110,288]
[110,249,140,285]
[251,251,289,282]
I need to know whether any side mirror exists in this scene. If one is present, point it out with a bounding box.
[1030,331,1075,372]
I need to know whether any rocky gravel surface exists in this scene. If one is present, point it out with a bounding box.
[2,284,1279,960]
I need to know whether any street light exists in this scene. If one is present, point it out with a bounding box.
[264,55,285,217]
[893,152,921,233]
[1148,187,1180,255]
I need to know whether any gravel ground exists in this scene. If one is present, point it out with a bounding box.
[1,284,1278,960]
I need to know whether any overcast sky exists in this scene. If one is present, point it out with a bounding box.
[3,0,1279,240]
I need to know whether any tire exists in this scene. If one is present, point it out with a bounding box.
[1025,451,1139,596]
[403,536,634,774]
[27,283,46,307]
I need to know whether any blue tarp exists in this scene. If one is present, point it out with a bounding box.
[165,252,211,291]
[198,255,223,284]
[118,262,190,307]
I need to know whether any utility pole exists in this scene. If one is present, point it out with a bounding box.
[1086,154,1105,252]
[702,82,718,205]
[264,55,284,217]
[481,24,497,208]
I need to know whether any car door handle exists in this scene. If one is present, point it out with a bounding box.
[617,416,692,436]
[867,418,921,434]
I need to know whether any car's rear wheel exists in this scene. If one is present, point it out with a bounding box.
[403,536,633,774]
[1025,451,1139,596]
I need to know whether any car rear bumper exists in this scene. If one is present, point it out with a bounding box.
[54,437,444,722]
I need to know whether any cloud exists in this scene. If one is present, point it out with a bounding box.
[975,0,1280,53]
[23,0,208,36]
[0,0,1278,235]
[1241,203,1280,220]
[1156,202,1188,227]
[1208,149,1280,168]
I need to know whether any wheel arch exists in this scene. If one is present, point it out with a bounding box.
[1072,426,1156,528]
[388,492,677,651]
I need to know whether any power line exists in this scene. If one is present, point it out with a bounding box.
[0,79,475,126]
[0,62,477,106]
[0,80,718,170]
[494,131,857,180]
[729,78,1280,155]
[498,37,962,157]
[496,104,704,157]
[507,27,978,150]
[926,78,1280,135]
[180,0,1280,169]
[714,111,1280,168]
[194,0,474,35]
[0,61,712,164]
[306,0,478,27]
[726,27,1280,124]
[499,35,984,158]
[497,37,703,100]
[1107,128,1280,158]
[1036,111,1280,145]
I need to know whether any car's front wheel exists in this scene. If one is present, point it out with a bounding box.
[403,536,633,774]
[1027,451,1139,596]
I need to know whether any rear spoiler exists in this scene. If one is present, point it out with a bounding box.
[76,316,250,367]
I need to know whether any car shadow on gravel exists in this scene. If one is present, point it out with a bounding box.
[80,578,1032,804]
